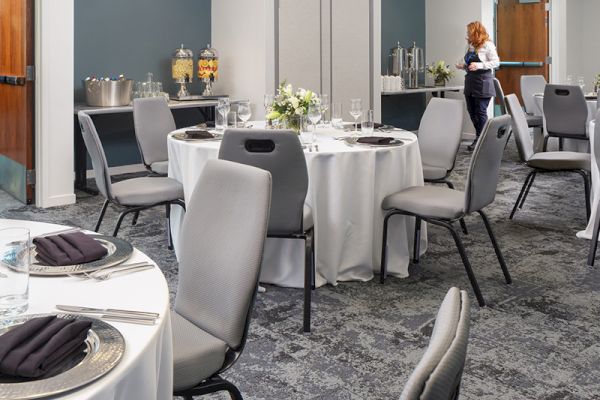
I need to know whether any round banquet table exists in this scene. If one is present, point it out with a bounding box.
[168,123,427,288]
[578,119,598,240]
[0,219,173,400]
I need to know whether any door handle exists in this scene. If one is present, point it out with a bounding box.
[0,75,27,86]
[499,61,544,67]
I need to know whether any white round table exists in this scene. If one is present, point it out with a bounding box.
[0,219,173,400]
[168,124,427,288]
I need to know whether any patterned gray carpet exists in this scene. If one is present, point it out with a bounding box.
[1,140,598,399]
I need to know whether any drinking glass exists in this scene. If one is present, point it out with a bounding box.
[227,111,238,128]
[331,103,343,129]
[349,99,363,132]
[264,94,274,113]
[299,115,314,148]
[238,101,252,127]
[361,110,375,136]
[566,75,574,85]
[308,104,322,133]
[218,98,231,127]
[319,94,330,125]
[215,106,226,131]
[577,76,585,92]
[0,228,30,316]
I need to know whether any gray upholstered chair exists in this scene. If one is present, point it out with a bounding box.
[418,98,468,234]
[543,84,589,151]
[505,94,591,220]
[400,287,471,400]
[172,159,271,400]
[520,75,546,128]
[493,77,507,115]
[380,115,513,307]
[587,111,600,267]
[78,111,184,247]
[218,129,315,333]
[132,97,176,176]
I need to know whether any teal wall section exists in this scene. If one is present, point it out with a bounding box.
[381,0,427,130]
[75,0,211,167]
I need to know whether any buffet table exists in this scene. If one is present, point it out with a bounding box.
[0,219,173,400]
[168,124,427,288]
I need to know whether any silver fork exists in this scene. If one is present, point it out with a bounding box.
[88,264,154,281]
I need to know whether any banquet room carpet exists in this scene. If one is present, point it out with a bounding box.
[1,139,598,400]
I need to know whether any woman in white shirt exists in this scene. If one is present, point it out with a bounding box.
[456,21,500,150]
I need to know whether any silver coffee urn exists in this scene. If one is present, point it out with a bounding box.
[388,42,406,76]
[403,42,425,89]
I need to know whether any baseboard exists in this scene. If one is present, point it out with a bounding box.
[86,164,146,179]
[37,193,76,208]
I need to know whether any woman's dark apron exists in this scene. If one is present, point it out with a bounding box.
[464,50,496,98]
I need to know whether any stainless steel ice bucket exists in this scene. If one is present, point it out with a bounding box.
[84,79,133,107]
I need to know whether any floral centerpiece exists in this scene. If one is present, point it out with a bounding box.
[594,73,600,93]
[427,60,454,86]
[266,82,320,132]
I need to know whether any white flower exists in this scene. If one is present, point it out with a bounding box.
[290,97,300,108]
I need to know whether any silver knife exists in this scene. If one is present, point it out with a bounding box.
[56,305,159,319]
[100,315,157,325]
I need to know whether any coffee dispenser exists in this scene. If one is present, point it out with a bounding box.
[404,42,425,89]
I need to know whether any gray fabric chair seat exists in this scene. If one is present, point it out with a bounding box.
[303,204,314,230]
[150,161,169,175]
[525,114,543,128]
[172,312,228,391]
[112,177,184,206]
[382,186,465,220]
[422,164,448,181]
[527,152,591,171]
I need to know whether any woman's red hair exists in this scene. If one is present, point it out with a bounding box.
[467,21,490,50]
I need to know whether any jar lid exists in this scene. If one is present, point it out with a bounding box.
[199,44,218,59]
[173,44,193,58]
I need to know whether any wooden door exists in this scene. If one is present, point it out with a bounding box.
[0,0,35,204]
[496,0,549,103]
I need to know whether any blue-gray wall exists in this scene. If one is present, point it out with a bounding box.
[75,0,211,167]
[381,0,427,130]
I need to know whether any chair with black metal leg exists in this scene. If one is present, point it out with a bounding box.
[417,98,468,234]
[543,84,590,151]
[399,287,471,400]
[587,111,600,267]
[493,77,507,115]
[380,115,513,307]
[505,94,591,220]
[172,159,272,400]
[78,111,185,248]
[218,129,315,333]
[520,75,546,129]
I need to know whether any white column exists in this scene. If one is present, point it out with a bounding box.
[35,0,76,208]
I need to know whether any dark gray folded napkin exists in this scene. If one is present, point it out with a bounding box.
[357,136,395,145]
[355,122,385,129]
[33,231,108,266]
[0,316,92,378]
[185,130,214,139]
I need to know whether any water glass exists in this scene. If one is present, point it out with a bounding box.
[577,76,585,92]
[0,228,30,316]
[300,118,315,148]
[319,94,330,125]
[264,94,274,114]
[361,110,375,136]
[566,75,574,85]
[237,101,252,127]
[349,99,363,132]
[215,106,226,131]
[331,103,343,129]
[227,111,238,128]
[308,104,322,133]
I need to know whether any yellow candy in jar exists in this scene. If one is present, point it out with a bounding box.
[172,59,193,82]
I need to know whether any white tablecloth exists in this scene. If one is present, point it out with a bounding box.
[577,119,598,240]
[168,124,427,288]
[0,219,173,400]
[532,94,596,153]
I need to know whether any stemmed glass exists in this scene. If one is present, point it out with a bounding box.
[349,99,363,133]
[308,103,322,134]
[217,98,230,131]
[319,94,329,126]
[238,101,252,128]
[577,76,586,93]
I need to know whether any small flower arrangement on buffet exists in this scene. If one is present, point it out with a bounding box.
[427,60,454,86]
[266,82,320,132]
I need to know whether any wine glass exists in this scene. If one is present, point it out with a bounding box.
[319,94,329,126]
[237,101,252,128]
[577,76,586,92]
[264,94,274,112]
[566,75,574,85]
[308,103,321,134]
[349,99,363,133]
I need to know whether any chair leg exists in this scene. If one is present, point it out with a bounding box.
[412,217,422,264]
[518,171,537,209]
[131,211,140,226]
[380,212,394,284]
[166,203,174,251]
[175,377,243,400]
[559,137,564,151]
[311,228,316,290]
[444,222,485,306]
[542,135,549,152]
[510,170,535,219]
[303,232,312,333]
[575,170,591,220]
[588,206,600,267]
[113,208,136,237]
[94,200,109,232]
[477,210,512,284]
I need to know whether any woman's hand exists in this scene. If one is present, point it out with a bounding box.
[455,63,466,70]
[468,63,479,71]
